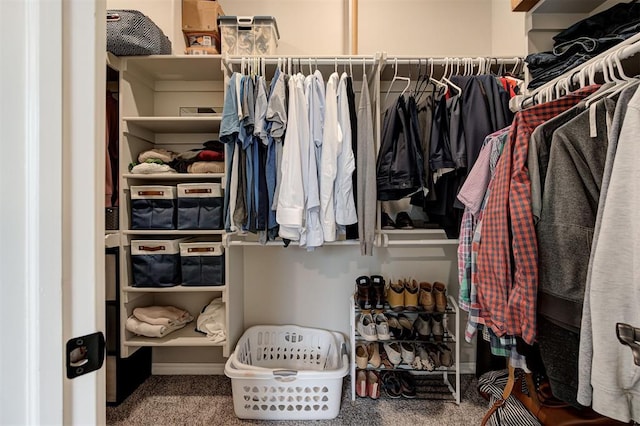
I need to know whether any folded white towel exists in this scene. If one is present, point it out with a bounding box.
[133,306,193,326]
[196,298,226,343]
[126,315,187,338]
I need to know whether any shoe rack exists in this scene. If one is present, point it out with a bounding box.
[349,290,460,404]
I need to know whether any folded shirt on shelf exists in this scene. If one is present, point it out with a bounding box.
[133,305,193,327]
[187,161,225,174]
[130,162,176,174]
[196,297,226,343]
[138,148,176,164]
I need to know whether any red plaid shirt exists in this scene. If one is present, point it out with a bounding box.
[476,86,599,344]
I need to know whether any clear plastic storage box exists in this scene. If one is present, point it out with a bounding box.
[225,325,348,420]
[217,16,279,55]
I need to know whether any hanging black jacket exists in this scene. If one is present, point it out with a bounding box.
[377,95,424,201]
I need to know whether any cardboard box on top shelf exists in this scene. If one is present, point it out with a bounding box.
[183,31,220,55]
[182,0,224,31]
[182,0,223,54]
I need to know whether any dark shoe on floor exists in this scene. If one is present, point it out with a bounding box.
[399,372,417,398]
[381,212,396,230]
[381,372,402,399]
[395,212,414,229]
[355,276,371,310]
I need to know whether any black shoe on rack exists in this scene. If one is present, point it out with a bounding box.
[381,212,396,230]
[370,275,386,309]
[395,212,414,229]
[355,276,372,310]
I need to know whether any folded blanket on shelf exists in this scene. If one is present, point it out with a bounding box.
[196,297,226,343]
[197,150,224,161]
[187,161,224,174]
[133,305,193,326]
[130,162,176,174]
[125,315,187,338]
[138,148,176,164]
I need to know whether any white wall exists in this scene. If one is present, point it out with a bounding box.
[107,0,527,56]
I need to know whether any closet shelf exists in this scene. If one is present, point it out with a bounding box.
[123,173,224,180]
[123,55,224,82]
[123,285,227,293]
[124,326,225,347]
[123,230,225,236]
[123,116,222,133]
[529,0,607,14]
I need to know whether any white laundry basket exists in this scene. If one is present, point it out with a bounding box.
[224,325,348,420]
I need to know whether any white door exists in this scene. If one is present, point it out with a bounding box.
[0,0,106,424]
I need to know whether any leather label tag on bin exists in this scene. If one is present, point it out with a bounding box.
[188,247,215,253]
[185,188,212,194]
[138,190,164,196]
[139,245,165,252]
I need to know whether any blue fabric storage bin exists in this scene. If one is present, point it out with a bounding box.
[179,241,225,286]
[131,238,189,287]
[130,185,176,229]
[177,183,223,230]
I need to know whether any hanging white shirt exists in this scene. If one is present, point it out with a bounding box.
[335,72,357,230]
[300,71,324,250]
[277,74,308,240]
[320,72,341,242]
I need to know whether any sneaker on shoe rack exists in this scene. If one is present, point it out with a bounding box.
[383,342,402,366]
[356,369,367,397]
[357,313,378,341]
[397,314,415,340]
[368,342,382,368]
[431,313,445,342]
[400,342,415,365]
[355,343,369,369]
[374,313,391,341]
[386,314,403,340]
[414,314,432,340]
[425,343,441,369]
[367,370,381,399]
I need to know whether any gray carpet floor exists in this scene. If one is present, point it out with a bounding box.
[107,375,489,425]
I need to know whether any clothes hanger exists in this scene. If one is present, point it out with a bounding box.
[384,58,411,103]
[585,53,618,107]
[441,57,462,96]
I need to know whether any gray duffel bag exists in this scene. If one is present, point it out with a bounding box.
[107,10,171,56]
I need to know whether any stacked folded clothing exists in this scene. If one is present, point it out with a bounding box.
[125,305,194,338]
[526,1,640,90]
[129,141,225,174]
[196,297,226,343]
[130,148,177,174]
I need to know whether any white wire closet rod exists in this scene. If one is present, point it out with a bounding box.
[223,54,380,65]
[527,31,640,99]
[387,56,523,66]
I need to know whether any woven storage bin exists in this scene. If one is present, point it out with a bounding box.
[176,183,223,230]
[225,325,348,420]
[130,185,176,230]
[179,241,225,286]
[130,238,189,287]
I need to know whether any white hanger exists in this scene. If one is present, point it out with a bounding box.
[608,49,638,99]
[441,57,462,96]
[349,57,353,77]
[384,58,411,103]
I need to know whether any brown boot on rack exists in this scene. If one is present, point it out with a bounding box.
[433,282,448,313]
[419,281,435,313]
[371,275,386,310]
[404,279,419,311]
[355,276,372,310]
[387,280,405,312]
